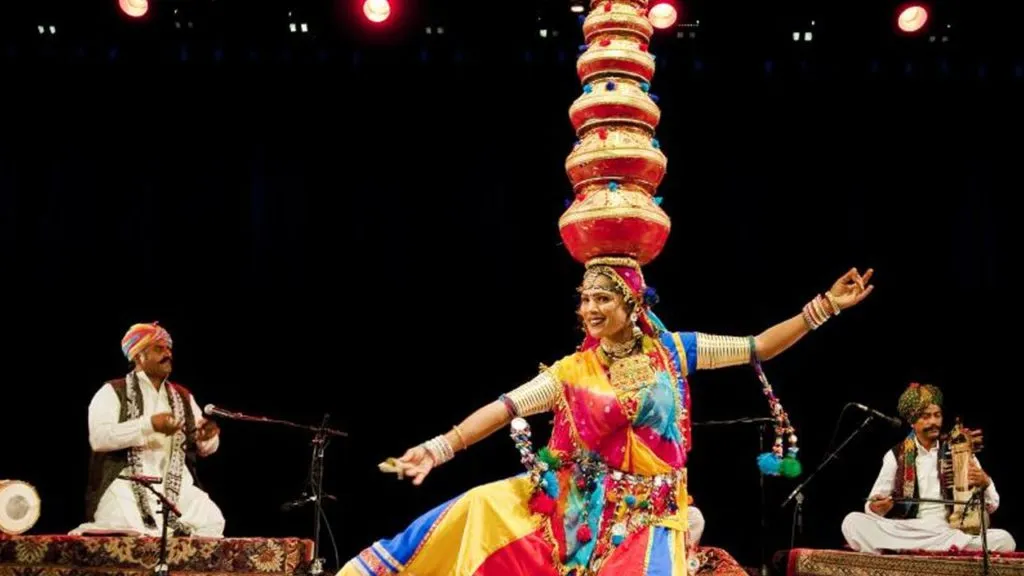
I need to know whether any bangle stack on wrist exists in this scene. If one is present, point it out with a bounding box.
[802,292,840,330]
[423,435,455,466]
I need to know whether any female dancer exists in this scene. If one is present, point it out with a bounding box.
[340,259,874,576]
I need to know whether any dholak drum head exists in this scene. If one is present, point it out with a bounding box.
[0,480,41,535]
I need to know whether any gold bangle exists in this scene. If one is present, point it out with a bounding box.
[452,425,467,451]
[824,291,841,315]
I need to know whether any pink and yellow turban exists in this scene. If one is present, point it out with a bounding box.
[121,322,172,361]
[897,382,943,424]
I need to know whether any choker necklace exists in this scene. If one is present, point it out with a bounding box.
[600,334,640,360]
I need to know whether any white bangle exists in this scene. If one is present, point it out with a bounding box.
[423,435,455,466]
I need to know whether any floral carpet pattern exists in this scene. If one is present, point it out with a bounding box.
[0,535,313,576]
[787,548,1024,576]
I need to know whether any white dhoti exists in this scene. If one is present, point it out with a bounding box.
[842,512,1016,554]
[846,436,1016,555]
[74,373,225,537]
[688,506,705,546]
[72,476,225,537]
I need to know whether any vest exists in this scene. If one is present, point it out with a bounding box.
[84,377,200,521]
[889,436,952,520]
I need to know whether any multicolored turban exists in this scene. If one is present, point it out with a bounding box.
[578,256,667,351]
[897,382,943,424]
[121,322,173,361]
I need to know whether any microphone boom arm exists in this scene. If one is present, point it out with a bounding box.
[204,405,348,437]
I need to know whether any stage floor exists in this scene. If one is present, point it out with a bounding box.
[787,547,1024,576]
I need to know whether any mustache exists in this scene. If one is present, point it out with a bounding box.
[924,426,940,432]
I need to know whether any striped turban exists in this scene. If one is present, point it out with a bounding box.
[897,382,943,424]
[121,322,172,361]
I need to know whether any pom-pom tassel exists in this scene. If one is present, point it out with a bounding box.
[542,470,560,498]
[583,84,593,94]
[577,524,593,543]
[757,452,781,476]
[643,285,660,306]
[529,493,557,516]
[780,455,803,478]
[538,447,563,470]
[608,181,619,192]
[640,82,651,93]
[653,196,664,206]
[649,93,660,103]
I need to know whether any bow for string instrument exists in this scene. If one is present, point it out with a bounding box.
[942,417,986,535]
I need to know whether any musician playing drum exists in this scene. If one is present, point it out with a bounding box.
[842,383,1015,553]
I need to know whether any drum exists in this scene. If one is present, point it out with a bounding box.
[0,480,41,535]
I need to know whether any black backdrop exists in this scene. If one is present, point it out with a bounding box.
[3,5,1024,571]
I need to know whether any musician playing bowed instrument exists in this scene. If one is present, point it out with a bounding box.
[842,383,1015,553]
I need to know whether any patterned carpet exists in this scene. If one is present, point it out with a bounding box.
[0,534,313,576]
[787,548,1024,576]
[0,534,751,576]
[693,546,751,575]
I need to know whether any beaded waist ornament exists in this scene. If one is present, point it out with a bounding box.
[510,418,681,552]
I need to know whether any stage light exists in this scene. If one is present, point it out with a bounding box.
[363,0,391,23]
[570,4,585,14]
[897,4,929,33]
[118,0,148,18]
[649,2,678,29]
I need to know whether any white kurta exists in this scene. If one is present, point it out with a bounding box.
[71,372,226,537]
[842,436,1015,554]
[688,506,705,546]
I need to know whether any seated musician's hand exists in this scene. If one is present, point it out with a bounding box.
[968,461,990,488]
[196,420,220,442]
[395,445,436,486]
[869,496,894,516]
[151,412,182,435]
[963,428,984,447]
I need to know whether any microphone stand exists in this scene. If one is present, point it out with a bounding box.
[209,407,346,575]
[278,413,344,575]
[980,488,990,576]
[119,476,180,576]
[693,416,776,576]
[780,414,876,548]
[309,414,331,576]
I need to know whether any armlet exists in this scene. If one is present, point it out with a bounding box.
[695,333,754,370]
[502,370,560,417]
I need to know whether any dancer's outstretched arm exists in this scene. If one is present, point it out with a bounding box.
[754,267,874,360]
[386,370,559,485]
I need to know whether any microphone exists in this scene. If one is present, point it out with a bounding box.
[203,404,239,419]
[849,403,902,427]
[281,494,337,512]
